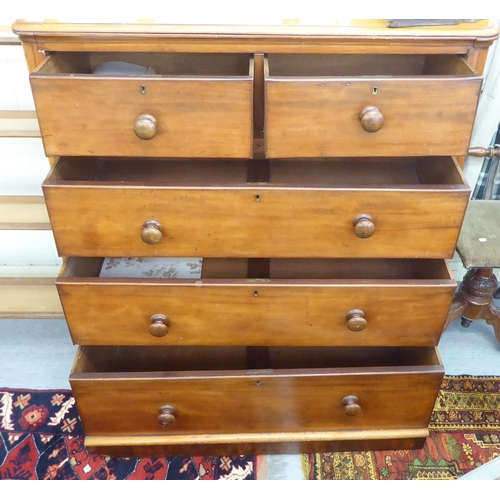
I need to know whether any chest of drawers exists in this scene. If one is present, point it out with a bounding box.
[13,19,499,457]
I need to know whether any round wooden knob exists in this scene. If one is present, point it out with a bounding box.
[141,220,163,245]
[134,114,157,140]
[346,309,367,332]
[149,314,169,337]
[353,214,375,239]
[342,395,361,416]
[359,106,384,133]
[158,405,177,427]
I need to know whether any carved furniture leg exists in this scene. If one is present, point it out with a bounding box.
[484,302,500,344]
[445,268,500,343]
[443,296,467,330]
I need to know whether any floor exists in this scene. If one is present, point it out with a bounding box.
[1,293,499,479]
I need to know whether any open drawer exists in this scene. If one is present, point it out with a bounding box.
[30,52,254,158]
[71,345,444,451]
[43,156,470,259]
[58,257,456,346]
[265,54,482,157]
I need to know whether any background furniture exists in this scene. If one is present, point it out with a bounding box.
[445,200,500,342]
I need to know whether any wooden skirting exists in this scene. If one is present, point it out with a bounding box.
[0,110,41,138]
[0,195,59,317]
[0,196,51,230]
[0,26,57,316]
[0,277,63,318]
[0,28,20,45]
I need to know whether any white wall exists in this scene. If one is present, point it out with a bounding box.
[463,25,500,189]
[0,38,60,269]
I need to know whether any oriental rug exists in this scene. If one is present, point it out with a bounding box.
[303,375,500,480]
[0,388,257,480]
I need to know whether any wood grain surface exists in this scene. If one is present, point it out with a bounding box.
[43,157,469,258]
[58,257,455,346]
[265,55,481,157]
[70,345,443,438]
[30,53,253,158]
[12,19,499,56]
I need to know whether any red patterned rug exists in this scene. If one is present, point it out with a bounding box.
[0,388,258,480]
[304,376,500,480]
[3,376,499,479]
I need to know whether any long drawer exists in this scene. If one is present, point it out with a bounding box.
[70,345,444,449]
[43,156,470,258]
[58,257,456,346]
[30,52,254,158]
[265,54,482,157]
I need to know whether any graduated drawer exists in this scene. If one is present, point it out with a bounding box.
[58,257,456,346]
[30,52,253,158]
[265,54,482,157]
[71,345,444,450]
[43,156,469,258]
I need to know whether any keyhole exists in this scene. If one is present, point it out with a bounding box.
[254,291,259,297]
[141,85,146,94]
[372,86,378,95]
[255,195,261,202]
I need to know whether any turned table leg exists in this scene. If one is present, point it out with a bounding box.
[443,296,467,331]
[484,302,500,343]
[444,268,500,342]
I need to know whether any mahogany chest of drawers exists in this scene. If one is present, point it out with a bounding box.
[13,19,499,456]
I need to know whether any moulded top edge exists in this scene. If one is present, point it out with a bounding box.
[11,19,500,42]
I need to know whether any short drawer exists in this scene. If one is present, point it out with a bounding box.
[43,156,469,258]
[30,52,253,158]
[70,345,444,444]
[265,54,482,157]
[58,257,456,346]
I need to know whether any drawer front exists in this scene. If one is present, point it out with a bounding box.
[265,78,481,158]
[70,347,444,438]
[58,270,455,347]
[44,185,468,259]
[30,76,253,158]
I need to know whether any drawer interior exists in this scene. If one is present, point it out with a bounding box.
[46,157,467,188]
[60,257,453,282]
[72,345,442,375]
[35,52,252,76]
[266,54,476,77]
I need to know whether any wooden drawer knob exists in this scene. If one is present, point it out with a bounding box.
[342,395,361,416]
[359,106,384,133]
[353,214,375,239]
[158,405,177,427]
[141,220,163,245]
[346,309,367,332]
[149,314,169,337]
[134,114,157,140]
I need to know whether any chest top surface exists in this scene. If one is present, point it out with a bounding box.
[12,19,499,54]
